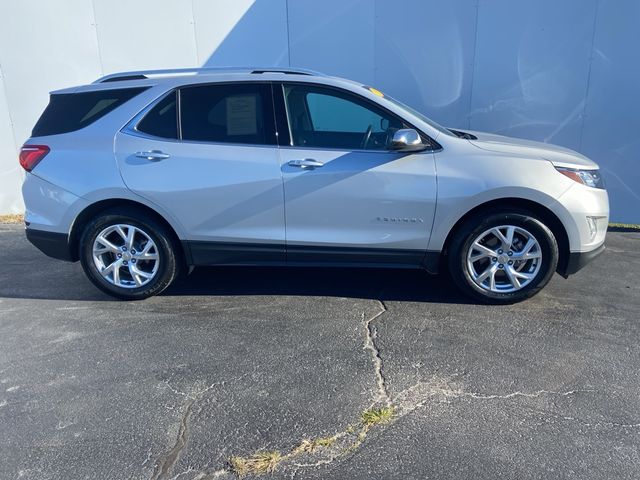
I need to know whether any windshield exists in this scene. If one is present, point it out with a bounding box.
[381,94,455,138]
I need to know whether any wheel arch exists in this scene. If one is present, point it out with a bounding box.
[68,198,189,265]
[439,198,571,276]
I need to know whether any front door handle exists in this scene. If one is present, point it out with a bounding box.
[135,150,170,161]
[288,158,324,169]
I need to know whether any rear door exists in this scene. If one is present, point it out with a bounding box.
[275,82,438,266]
[115,82,285,265]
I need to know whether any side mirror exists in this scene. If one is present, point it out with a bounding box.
[389,129,427,152]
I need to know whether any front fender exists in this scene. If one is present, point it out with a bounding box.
[428,147,588,253]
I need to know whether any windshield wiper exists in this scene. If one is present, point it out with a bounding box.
[449,129,477,140]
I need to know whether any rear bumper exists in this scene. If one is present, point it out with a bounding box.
[559,243,605,277]
[26,228,74,262]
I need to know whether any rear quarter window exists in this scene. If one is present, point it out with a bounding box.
[32,87,148,137]
[136,91,178,139]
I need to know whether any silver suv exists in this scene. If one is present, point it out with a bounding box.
[20,67,608,303]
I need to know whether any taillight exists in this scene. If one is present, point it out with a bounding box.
[19,145,50,172]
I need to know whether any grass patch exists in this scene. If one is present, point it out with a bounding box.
[360,406,395,427]
[609,223,640,232]
[229,451,282,477]
[0,214,24,224]
[230,436,339,477]
[291,435,338,455]
[228,407,398,477]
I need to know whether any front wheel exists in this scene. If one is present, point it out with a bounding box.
[79,209,180,300]
[448,211,559,304]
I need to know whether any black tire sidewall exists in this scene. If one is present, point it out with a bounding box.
[79,210,178,300]
[449,212,559,304]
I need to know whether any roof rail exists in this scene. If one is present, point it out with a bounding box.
[250,68,320,76]
[101,74,148,83]
[94,66,322,84]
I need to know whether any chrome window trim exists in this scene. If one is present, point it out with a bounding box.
[122,81,442,153]
[176,88,183,140]
[121,128,281,150]
[276,144,430,154]
[281,84,294,147]
[122,83,279,148]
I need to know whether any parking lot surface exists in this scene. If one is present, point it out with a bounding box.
[1,224,639,479]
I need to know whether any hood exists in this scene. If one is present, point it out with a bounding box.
[462,130,598,169]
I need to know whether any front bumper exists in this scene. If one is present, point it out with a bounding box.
[558,243,605,277]
[26,228,74,262]
[556,183,609,251]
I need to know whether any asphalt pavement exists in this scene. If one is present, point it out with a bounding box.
[1,224,639,479]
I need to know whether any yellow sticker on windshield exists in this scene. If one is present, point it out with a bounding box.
[368,87,384,97]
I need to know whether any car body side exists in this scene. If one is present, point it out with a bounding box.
[21,73,608,275]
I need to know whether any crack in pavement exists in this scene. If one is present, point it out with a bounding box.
[142,447,154,468]
[153,400,196,480]
[518,405,640,431]
[393,378,595,412]
[222,299,396,477]
[181,299,602,479]
[152,376,248,480]
[280,380,598,477]
[363,300,392,407]
[166,467,230,480]
[463,389,595,400]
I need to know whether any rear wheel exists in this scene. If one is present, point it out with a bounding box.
[79,209,179,300]
[448,211,559,304]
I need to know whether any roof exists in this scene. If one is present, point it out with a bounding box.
[50,66,363,99]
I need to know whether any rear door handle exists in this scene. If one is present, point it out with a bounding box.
[288,158,324,169]
[135,150,170,161]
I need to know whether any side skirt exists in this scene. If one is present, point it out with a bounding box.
[183,241,441,271]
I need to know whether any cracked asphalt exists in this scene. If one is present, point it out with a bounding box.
[1,224,639,479]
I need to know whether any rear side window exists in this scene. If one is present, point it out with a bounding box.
[137,91,178,139]
[32,87,147,137]
[179,83,275,145]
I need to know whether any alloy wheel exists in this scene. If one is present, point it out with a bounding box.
[466,225,542,293]
[92,224,159,288]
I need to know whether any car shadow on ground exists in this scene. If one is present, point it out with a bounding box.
[0,238,470,304]
[162,266,472,305]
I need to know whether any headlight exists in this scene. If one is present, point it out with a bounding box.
[556,167,605,189]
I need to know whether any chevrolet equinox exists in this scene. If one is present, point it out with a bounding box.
[20,67,609,303]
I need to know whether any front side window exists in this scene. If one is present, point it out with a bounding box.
[179,83,275,145]
[283,84,405,150]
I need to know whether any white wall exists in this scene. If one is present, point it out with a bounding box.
[0,0,638,222]
[0,65,21,213]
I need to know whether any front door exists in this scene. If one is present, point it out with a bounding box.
[276,83,437,266]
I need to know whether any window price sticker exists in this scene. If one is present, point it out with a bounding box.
[226,95,258,136]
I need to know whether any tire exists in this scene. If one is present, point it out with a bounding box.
[79,208,180,300]
[448,210,559,304]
